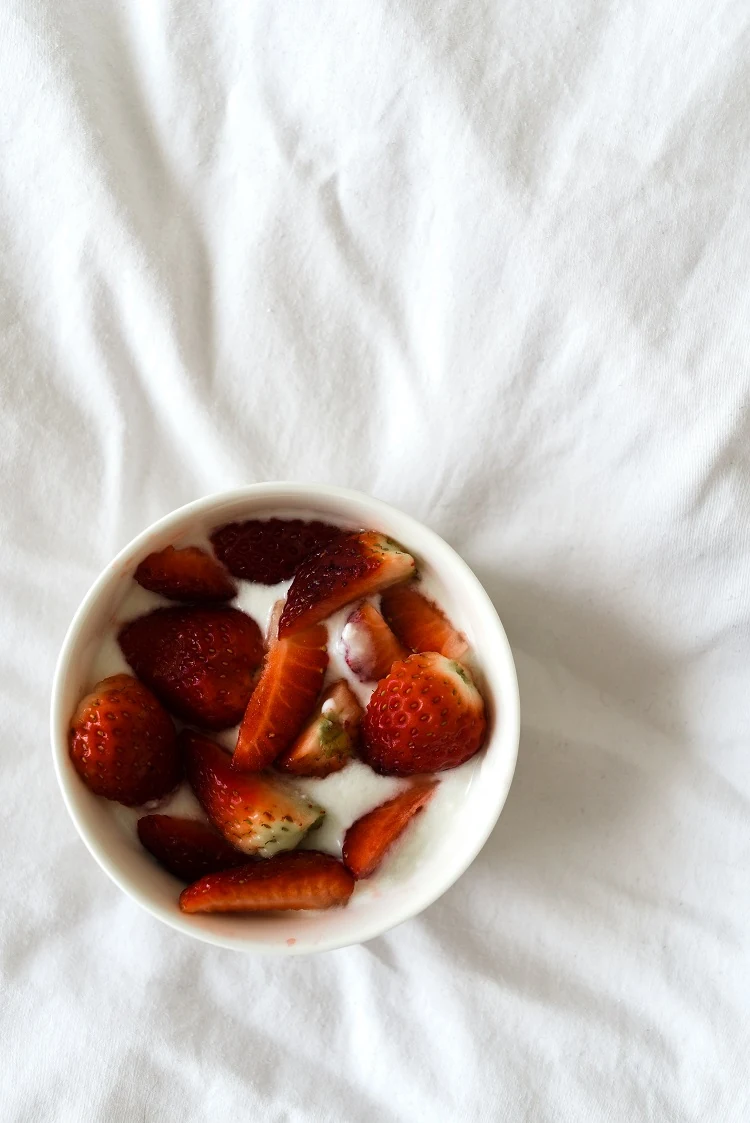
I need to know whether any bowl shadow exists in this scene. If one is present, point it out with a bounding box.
[413,570,687,939]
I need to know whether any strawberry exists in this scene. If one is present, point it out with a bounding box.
[137,814,248,881]
[184,730,324,855]
[278,532,415,639]
[342,779,438,879]
[265,598,285,649]
[68,674,180,805]
[360,652,487,775]
[118,605,264,730]
[341,601,409,682]
[210,518,343,584]
[276,680,362,777]
[134,545,236,602]
[179,850,354,913]
[380,583,468,660]
[232,623,328,772]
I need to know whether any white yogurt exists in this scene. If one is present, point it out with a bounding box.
[88,513,483,881]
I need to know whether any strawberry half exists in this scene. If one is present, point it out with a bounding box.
[210,519,343,584]
[118,605,264,730]
[278,532,415,639]
[184,730,324,855]
[265,598,285,649]
[232,623,328,772]
[68,674,180,805]
[179,850,354,914]
[137,814,248,881]
[134,545,236,602]
[276,680,362,777]
[341,601,409,682]
[361,652,487,775]
[380,583,468,659]
[342,779,438,879]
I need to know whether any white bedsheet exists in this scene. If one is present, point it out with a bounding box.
[2,1,750,1119]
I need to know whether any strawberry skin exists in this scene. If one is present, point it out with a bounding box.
[342,779,438,879]
[179,850,354,913]
[118,605,264,730]
[342,601,409,682]
[232,623,328,772]
[69,674,180,805]
[137,814,248,881]
[184,730,324,855]
[276,680,362,777]
[361,652,487,775]
[134,545,236,602]
[278,532,415,638]
[380,583,468,660]
[210,519,343,584]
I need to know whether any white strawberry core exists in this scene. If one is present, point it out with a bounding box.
[341,620,374,667]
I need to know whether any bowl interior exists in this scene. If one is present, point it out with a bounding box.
[51,484,519,953]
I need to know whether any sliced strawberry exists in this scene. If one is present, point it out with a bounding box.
[134,545,236,602]
[118,605,264,730]
[276,681,362,777]
[69,674,180,806]
[210,519,343,584]
[179,850,354,913]
[184,730,324,855]
[265,598,285,649]
[341,601,409,682]
[380,583,468,659]
[137,814,248,881]
[361,652,486,775]
[278,532,415,638]
[232,623,328,772]
[342,779,438,879]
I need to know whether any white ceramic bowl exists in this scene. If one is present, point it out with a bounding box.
[51,483,519,954]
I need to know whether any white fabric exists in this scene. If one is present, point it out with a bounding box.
[2,1,750,1119]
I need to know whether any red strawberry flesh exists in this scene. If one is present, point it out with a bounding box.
[276,680,362,777]
[179,850,354,913]
[380,583,468,659]
[342,601,409,681]
[137,814,248,881]
[184,730,324,855]
[68,674,180,806]
[134,545,236,602]
[118,605,264,731]
[342,779,438,879]
[233,623,328,772]
[279,532,415,638]
[361,652,487,775]
[210,519,343,584]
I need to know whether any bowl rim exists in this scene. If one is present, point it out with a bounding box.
[50,482,520,953]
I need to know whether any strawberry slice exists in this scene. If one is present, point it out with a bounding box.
[341,601,409,682]
[137,814,248,881]
[380,583,468,659]
[342,779,438,879]
[184,730,324,855]
[232,623,328,772]
[278,532,415,639]
[69,674,180,806]
[276,680,362,777]
[179,850,355,913]
[361,652,486,775]
[134,545,236,602]
[210,519,343,584]
[265,598,285,649]
[118,605,264,730]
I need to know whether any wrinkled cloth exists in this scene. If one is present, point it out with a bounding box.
[2,1,750,1120]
